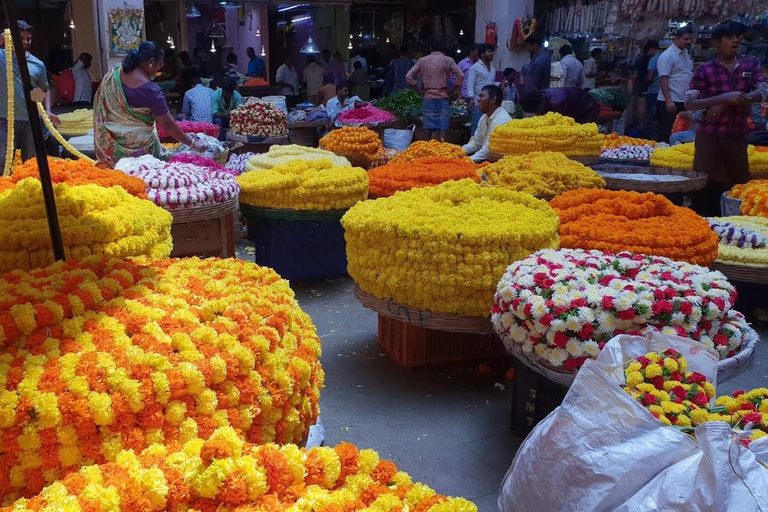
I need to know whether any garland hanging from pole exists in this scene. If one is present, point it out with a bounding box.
[3,29,14,176]
[509,17,537,48]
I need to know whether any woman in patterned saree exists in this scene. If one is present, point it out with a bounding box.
[94,41,205,166]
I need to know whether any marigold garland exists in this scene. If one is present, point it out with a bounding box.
[550,189,719,266]
[36,104,95,164]
[2,157,148,198]
[493,249,745,370]
[602,133,660,149]
[488,113,603,156]
[343,179,560,316]
[238,158,368,211]
[320,127,382,164]
[390,140,469,163]
[0,179,171,272]
[730,180,768,217]
[245,145,350,172]
[483,151,605,197]
[709,216,768,266]
[651,143,768,173]
[0,427,476,511]
[56,109,93,136]
[367,157,481,197]
[3,30,14,178]
[0,257,324,501]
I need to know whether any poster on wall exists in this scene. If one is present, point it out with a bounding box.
[109,8,144,57]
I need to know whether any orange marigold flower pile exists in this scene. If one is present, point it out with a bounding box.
[550,189,719,266]
[368,157,481,197]
[2,157,148,198]
[0,427,477,511]
[320,127,382,164]
[391,140,469,163]
[730,180,768,217]
[602,133,660,149]
[0,256,324,502]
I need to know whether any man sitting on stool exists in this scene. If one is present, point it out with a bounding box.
[462,85,511,163]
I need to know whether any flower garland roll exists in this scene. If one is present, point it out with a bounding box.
[368,157,481,197]
[343,179,560,316]
[391,140,469,163]
[488,113,603,156]
[245,145,351,172]
[0,257,324,501]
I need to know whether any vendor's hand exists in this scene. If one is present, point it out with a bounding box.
[665,100,677,114]
[190,139,207,153]
[724,92,749,105]
[48,113,61,127]
[705,103,727,122]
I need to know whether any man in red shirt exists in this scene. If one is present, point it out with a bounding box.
[685,21,768,216]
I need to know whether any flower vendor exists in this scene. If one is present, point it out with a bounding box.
[521,34,550,93]
[179,68,214,123]
[684,21,768,216]
[212,77,244,139]
[519,86,601,124]
[0,20,60,171]
[406,35,464,141]
[462,85,511,163]
[246,46,265,78]
[94,41,206,166]
[326,81,366,124]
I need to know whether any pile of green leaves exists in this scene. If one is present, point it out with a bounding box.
[588,87,629,112]
[377,89,423,121]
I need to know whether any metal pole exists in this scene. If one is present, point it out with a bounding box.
[1,0,66,262]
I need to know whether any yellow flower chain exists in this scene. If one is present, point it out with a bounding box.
[3,29,14,177]
[342,179,560,316]
[37,103,94,163]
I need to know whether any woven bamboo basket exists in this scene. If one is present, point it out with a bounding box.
[590,165,708,193]
[712,261,768,285]
[353,285,492,334]
[503,324,759,387]
[169,196,239,224]
[486,151,599,165]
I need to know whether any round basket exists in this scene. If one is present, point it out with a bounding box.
[505,324,759,387]
[712,261,768,285]
[597,157,651,167]
[720,192,743,216]
[168,196,239,225]
[352,285,492,334]
[334,152,374,169]
[240,203,347,221]
[590,164,708,193]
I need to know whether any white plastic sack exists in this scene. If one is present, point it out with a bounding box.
[260,95,288,114]
[383,125,415,151]
[499,334,768,512]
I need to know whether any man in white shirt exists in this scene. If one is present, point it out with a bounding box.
[326,81,364,124]
[303,55,325,105]
[582,48,602,90]
[463,85,511,163]
[348,49,368,74]
[467,43,497,134]
[72,53,93,104]
[558,45,583,88]
[276,55,301,107]
[656,26,694,142]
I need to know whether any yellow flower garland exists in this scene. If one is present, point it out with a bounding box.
[342,179,560,316]
[3,29,14,177]
[0,257,324,501]
[651,143,768,174]
[238,158,368,211]
[711,216,768,266]
[245,144,351,172]
[488,113,603,156]
[56,109,92,136]
[0,178,171,272]
[37,103,94,163]
[2,427,476,511]
[484,151,605,196]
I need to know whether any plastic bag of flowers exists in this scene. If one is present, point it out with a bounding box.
[0,256,324,501]
[499,333,768,511]
[0,426,477,511]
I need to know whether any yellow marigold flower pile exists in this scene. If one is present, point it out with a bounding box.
[1,426,476,511]
[730,180,768,217]
[649,143,694,169]
[0,256,324,501]
[342,179,560,316]
[245,145,350,172]
[0,178,171,273]
[709,216,768,266]
[320,127,382,164]
[484,151,605,197]
[551,189,719,266]
[238,158,368,211]
[751,145,768,173]
[488,113,603,156]
[56,109,93,136]
[624,349,715,428]
[390,139,469,163]
[602,133,660,149]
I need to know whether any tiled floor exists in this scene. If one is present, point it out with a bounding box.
[235,233,768,512]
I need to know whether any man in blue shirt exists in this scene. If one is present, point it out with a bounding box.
[522,34,551,93]
[179,71,214,123]
[246,47,264,78]
[0,20,58,169]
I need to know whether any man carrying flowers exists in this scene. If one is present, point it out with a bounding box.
[685,21,768,217]
[462,85,511,163]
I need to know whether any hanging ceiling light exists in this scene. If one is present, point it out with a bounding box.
[349,34,353,39]
[210,39,217,52]
[186,3,201,18]
[348,40,353,50]
[166,34,173,44]
[456,48,461,54]
[205,21,227,39]
[69,19,76,30]
[358,29,363,37]
[300,34,320,54]
[386,37,390,43]
[170,37,176,49]
[256,27,261,37]
[260,44,266,57]
[459,29,464,36]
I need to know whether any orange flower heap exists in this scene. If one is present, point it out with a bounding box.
[1,157,148,198]
[1,427,477,511]
[730,180,768,217]
[368,157,481,197]
[0,256,324,501]
[551,189,718,266]
[602,133,659,149]
[391,140,468,163]
[320,127,382,165]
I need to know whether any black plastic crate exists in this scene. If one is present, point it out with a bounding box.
[510,359,568,437]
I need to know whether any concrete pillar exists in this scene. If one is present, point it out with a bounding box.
[474,0,534,73]
[72,0,102,78]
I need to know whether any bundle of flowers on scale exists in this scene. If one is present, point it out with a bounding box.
[0,426,477,511]
[708,216,768,266]
[493,249,748,370]
[0,256,324,501]
[489,112,603,156]
[245,145,350,172]
[115,155,240,209]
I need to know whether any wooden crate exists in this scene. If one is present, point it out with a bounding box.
[170,212,235,259]
[377,314,507,367]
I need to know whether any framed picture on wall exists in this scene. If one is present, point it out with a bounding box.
[109,8,144,56]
